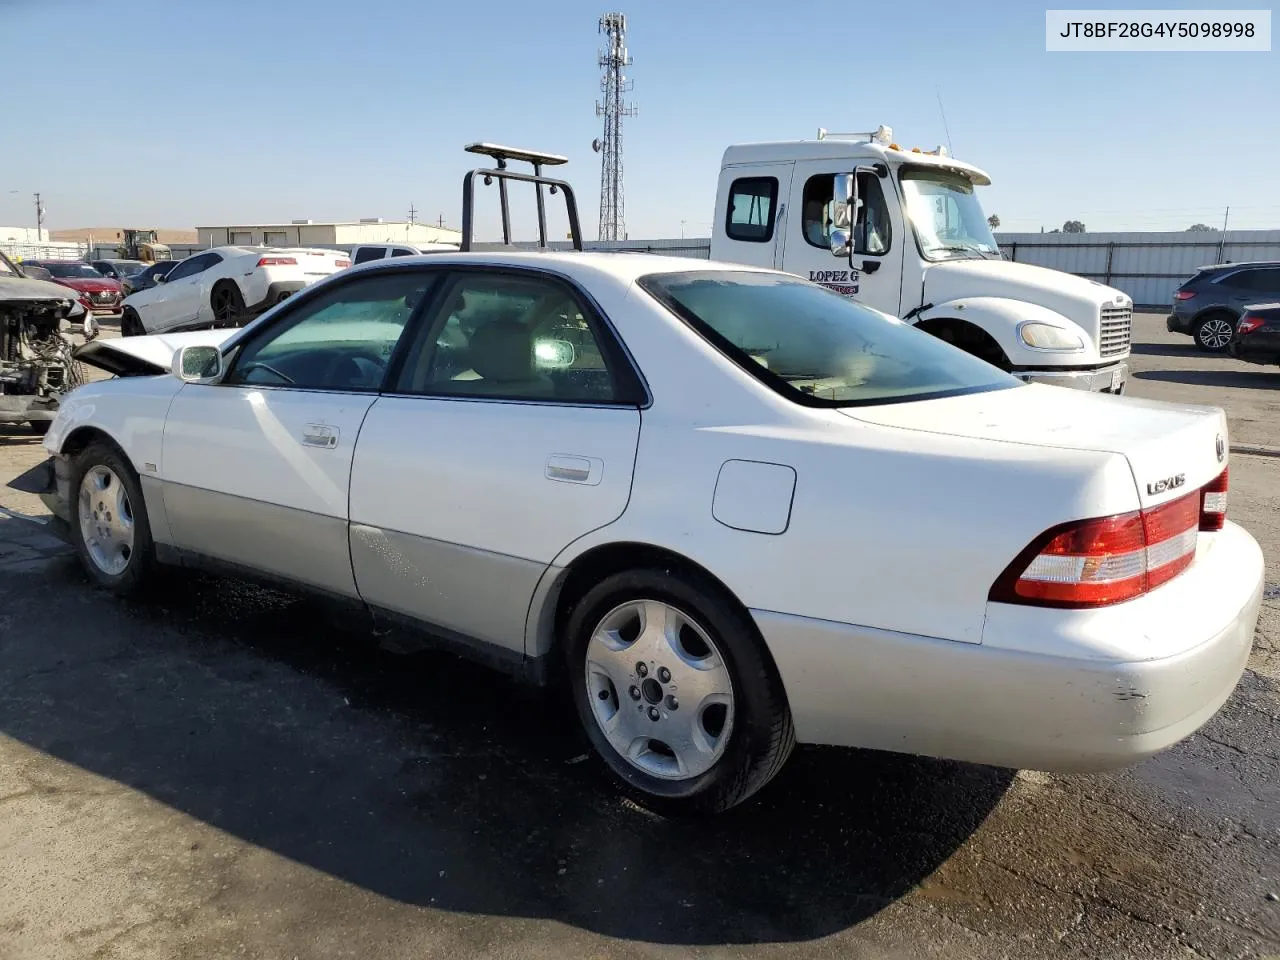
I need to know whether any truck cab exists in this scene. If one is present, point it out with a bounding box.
[709,126,1131,393]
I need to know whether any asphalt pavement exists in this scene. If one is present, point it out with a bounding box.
[0,313,1277,960]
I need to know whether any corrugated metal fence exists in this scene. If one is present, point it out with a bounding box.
[994,230,1280,307]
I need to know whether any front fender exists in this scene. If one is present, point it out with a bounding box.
[917,296,1101,367]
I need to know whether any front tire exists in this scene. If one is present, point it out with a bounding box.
[1194,313,1235,352]
[68,441,156,596]
[564,568,795,816]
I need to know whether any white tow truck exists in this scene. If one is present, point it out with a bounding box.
[709,126,1132,393]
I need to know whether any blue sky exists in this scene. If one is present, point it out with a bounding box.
[1,0,1277,240]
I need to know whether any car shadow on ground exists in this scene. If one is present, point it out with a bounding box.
[1134,368,1279,389]
[0,553,1013,945]
[1129,341,1201,357]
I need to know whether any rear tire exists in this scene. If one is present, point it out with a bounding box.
[211,282,246,328]
[1194,312,1235,352]
[68,441,157,597]
[121,308,144,337]
[26,420,51,436]
[564,568,795,816]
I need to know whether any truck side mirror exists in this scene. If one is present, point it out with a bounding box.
[829,173,860,259]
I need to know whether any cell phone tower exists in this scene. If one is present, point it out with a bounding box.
[593,12,636,242]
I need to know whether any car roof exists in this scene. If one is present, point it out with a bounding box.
[341,249,782,285]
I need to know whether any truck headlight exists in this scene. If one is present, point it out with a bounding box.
[1018,322,1083,351]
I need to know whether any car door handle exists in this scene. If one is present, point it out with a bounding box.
[301,423,339,448]
[546,454,603,486]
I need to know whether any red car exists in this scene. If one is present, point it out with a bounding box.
[22,259,124,323]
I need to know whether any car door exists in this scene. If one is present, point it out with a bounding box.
[148,252,219,331]
[160,268,438,596]
[1227,267,1280,308]
[786,161,903,316]
[348,267,644,656]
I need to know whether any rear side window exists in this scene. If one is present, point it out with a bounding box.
[1231,268,1280,292]
[725,177,778,243]
[390,248,415,257]
[352,246,385,264]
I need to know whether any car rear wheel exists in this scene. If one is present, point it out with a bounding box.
[69,441,156,596]
[1194,313,1236,352]
[121,308,144,337]
[565,568,795,816]
[211,282,246,327]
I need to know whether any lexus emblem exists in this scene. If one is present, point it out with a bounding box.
[1216,434,1225,463]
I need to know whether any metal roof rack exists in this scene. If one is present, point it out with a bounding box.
[460,142,582,252]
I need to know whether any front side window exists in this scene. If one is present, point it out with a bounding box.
[899,166,999,261]
[801,172,891,255]
[639,270,1019,407]
[0,253,20,277]
[396,272,623,403]
[225,270,435,391]
[725,177,778,243]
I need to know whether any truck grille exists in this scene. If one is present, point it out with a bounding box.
[1099,306,1132,358]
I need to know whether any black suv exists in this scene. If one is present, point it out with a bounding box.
[1167,261,1280,352]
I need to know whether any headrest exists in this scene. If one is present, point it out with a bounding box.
[469,320,533,382]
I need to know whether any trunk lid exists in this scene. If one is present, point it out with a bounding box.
[73,329,239,378]
[840,383,1228,508]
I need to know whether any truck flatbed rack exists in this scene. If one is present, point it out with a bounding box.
[460,142,582,252]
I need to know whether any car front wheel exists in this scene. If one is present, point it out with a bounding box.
[565,568,795,815]
[69,441,156,596]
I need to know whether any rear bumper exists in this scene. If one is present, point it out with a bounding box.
[755,521,1263,772]
[245,280,305,316]
[1228,331,1280,366]
[1016,361,1127,394]
[1166,312,1193,334]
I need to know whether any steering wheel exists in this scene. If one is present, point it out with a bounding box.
[319,350,387,388]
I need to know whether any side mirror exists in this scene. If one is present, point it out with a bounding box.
[533,338,575,369]
[828,227,852,257]
[172,345,223,383]
[829,173,861,260]
[154,273,167,284]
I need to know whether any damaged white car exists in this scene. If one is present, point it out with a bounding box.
[10,145,1265,815]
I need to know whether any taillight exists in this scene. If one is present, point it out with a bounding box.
[335,259,351,268]
[1199,467,1228,531]
[1174,290,1196,300]
[256,256,297,267]
[990,491,1200,608]
[1237,314,1265,334]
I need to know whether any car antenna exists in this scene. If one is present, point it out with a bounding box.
[460,143,583,253]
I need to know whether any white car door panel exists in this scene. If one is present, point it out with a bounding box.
[348,269,644,653]
[350,398,640,652]
[159,267,437,595]
[162,386,375,595]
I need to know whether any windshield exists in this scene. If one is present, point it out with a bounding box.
[112,260,148,276]
[45,261,107,279]
[638,270,1020,407]
[900,167,1000,261]
[0,253,18,278]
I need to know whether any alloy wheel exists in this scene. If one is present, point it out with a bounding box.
[584,598,735,781]
[77,465,135,576]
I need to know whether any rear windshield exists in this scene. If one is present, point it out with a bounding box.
[638,270,1020,407]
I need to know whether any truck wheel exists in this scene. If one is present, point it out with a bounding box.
[211,282,246,327]
[1194,313,1235,352]
[69,441,156,597]
[564,568,795,816]
[121,308,144,337]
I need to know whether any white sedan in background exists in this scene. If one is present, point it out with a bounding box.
[16,248,1264,815]
[120,245,351,336]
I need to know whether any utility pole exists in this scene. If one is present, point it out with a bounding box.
[437,213,444,228]
[34,192,45,241]
[407,204,418,226]
[1217,205,1230,263]
[594,12,636,242]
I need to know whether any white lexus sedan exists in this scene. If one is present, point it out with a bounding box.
[120,245,351,337]
[18,250,1264,815]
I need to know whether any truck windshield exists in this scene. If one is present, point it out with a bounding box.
[638,270,1020,407]
[900,167,1000,261]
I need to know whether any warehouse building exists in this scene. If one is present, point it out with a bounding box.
[196,219,461,250]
